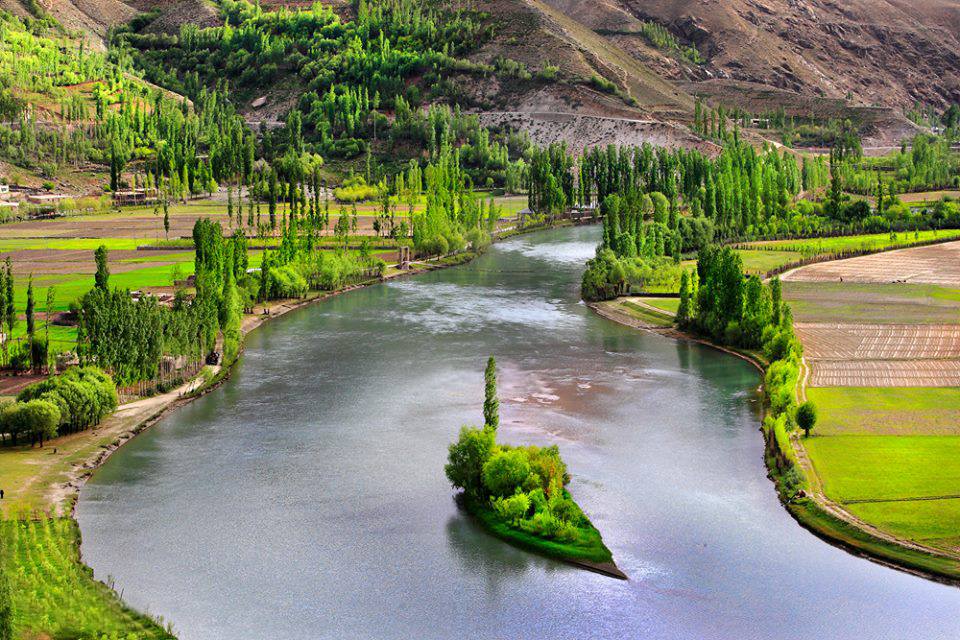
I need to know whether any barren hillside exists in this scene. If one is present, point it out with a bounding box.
[542,0,960,111]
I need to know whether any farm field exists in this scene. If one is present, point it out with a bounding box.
[806,435,960,503]
[0,518,173,639]
[782,240,960,286]
[805,387,960,436]
[732,230,960,277]
[808,359,960,387]
[796,323,960,360]
[742,229,960,257]
[0,192,534,352]
[788,239,960,562]
[784,281,960,324]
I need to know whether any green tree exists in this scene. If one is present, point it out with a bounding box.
[444,425,495,499]
[483,356,499,430]
[482,449,532,498]
[25,276,34,338]
[797,401,817,438]
[94,245,109,291]
[676,270,692,327]
[23,399,60,447]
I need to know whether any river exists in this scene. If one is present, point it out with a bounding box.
[77,226,960,639]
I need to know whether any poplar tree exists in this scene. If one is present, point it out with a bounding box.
[483,356,499,430]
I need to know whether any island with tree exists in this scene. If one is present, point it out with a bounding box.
[445,357,625,579]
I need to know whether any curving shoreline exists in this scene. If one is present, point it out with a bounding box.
[589,297,960,587]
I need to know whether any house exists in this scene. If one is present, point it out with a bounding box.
[113,188,159,207]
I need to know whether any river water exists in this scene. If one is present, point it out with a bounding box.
[77,226,960,639]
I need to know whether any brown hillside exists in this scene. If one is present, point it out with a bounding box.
[541,0,960,111]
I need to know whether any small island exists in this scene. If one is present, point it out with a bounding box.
[445,357,625,579]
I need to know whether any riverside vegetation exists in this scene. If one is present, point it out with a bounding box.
[444,357,616,570]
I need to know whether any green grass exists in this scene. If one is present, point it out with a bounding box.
[806,435,960,502]
[0,518,174,639]
[640,297,680,314]
[465,498,614,565]
[783,281,960,324]
[806,387,960,435]
[847,498,960,547]
[736,249,800,275]
[740,229,960,256]
[786,498,960,580]
[620,300,675,327]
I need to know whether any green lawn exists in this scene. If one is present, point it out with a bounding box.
[806,387,960,436]
[806,435,960,502]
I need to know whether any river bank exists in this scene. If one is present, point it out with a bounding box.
[590,295,960,587]
[0,220,596,638]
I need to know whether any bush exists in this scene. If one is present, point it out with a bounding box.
[482,449,532,498]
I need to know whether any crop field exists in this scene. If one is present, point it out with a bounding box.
[0,518,172,639]
[735,249,799,275]
[808,359,960,387]
[742,229,960,257]
[782,240,960,286]
[805,388,960,436]
[783,281,960,325]
[789,237,960,556]
[796,323,960,360]
[807,435,960,503]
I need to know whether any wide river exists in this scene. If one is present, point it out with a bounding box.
[78,226,960,639]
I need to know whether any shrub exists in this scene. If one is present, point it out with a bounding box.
[482,449,532,498]
[492,491,530,524]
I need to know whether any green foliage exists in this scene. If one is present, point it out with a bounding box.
[483,356,499,429]
[0,518,172,639]
[482,449,532,498]
[445,425,496,499]
[445,362,611,564]
[797,401,817,437]
[15,366,117,437]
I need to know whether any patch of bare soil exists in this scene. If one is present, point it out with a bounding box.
[796,323,960,361]
[783,241,960,287]
[560,0,960,111]
[140,0,219,34]
[477,111,717,155]
[809,359,960,388]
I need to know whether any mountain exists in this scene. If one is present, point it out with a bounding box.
[2,0,957,151]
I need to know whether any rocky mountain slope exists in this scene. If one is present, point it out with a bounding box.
[3,0,956,148]
[539,0,960,111]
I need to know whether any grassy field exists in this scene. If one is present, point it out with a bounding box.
[639,297,680,314]
[740,229,960,256]
[806,388,960,435]
[784,281,960,324]
[806,435,960,502]
[736,249,800,275]
[0,518,173,639]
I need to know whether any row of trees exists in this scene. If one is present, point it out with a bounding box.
[1,366,117,447]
